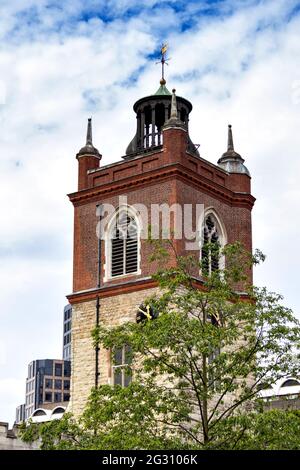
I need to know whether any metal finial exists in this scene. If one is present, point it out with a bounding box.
[228,124,234,151]
[156,43,170,84]
[86,117,93,145]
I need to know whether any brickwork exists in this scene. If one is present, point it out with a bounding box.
[72,180,178,293]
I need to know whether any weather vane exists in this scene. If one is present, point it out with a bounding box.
[157,43,170,84]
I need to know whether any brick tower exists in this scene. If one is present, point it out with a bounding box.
[67,78,255,416]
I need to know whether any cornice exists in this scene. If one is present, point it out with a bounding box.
[67,277,158,304]
[68,162,255,210]
[67,275,251,305]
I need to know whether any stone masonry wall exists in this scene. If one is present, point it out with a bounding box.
[69,287,159,417]
[0,422,38,450]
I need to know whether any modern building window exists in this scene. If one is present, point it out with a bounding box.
[54,392,62,403]
[28,363,34,379]
[44,361,53,376]
[64,362,71,376]
[45,378,52,389]
[64,380,70,390]
[112,345,132,387]
[110,209,139,278]
[45,392,52,402]
[64,306,71,322]
[64,321,71,334]
[55,363,62,376]
[201,213,226,276]
[54,379,62,389]
[64,333,71,346]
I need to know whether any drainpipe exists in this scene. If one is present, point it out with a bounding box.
[95,204,103,388]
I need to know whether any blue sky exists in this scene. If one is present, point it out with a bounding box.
[1,0,300,425]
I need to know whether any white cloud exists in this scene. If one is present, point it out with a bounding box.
[1,0,300,425]
[0,340,6,366]
[0,80,6,104]
[0,378,26,425]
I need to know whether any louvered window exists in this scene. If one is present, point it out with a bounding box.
[111,210,138,277]
[201,215,221,276]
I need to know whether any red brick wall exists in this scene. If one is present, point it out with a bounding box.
[175,178,253,284]
[70,127,254,297]
[73,179,179,292]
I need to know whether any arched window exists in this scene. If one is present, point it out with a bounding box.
[108,208,139,278]
[281,379,300,387]
[32,409,47,417]
[51,407,65,415]
[201,212,226,276]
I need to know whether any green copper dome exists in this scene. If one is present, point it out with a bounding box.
[154,83,171,96]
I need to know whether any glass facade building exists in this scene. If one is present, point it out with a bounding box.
[63,304,72,362]
[24,359,71,420]
[15,404,26,424]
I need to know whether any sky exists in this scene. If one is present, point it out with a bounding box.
[0,0,300,426]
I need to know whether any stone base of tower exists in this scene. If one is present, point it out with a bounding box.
[68,287,159,418]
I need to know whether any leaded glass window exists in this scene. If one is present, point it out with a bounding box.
[201,214,221,275]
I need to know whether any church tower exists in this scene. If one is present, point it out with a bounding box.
[67,62,255,416]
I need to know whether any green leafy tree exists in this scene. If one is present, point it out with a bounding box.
[21,242,300,449]
[211,409,300,450]
[20,385,187,450]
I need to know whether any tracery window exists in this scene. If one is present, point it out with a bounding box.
[201,213,225,276]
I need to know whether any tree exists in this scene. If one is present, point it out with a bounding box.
[20,384,186,450]
[21,242,300,449]
[211,409,300,450]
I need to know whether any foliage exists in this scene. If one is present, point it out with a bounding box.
[20,385,188,450]
[20,398,300,450]
[92,241,300,447]
[20,242,300,449]
[209,409,300,450]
